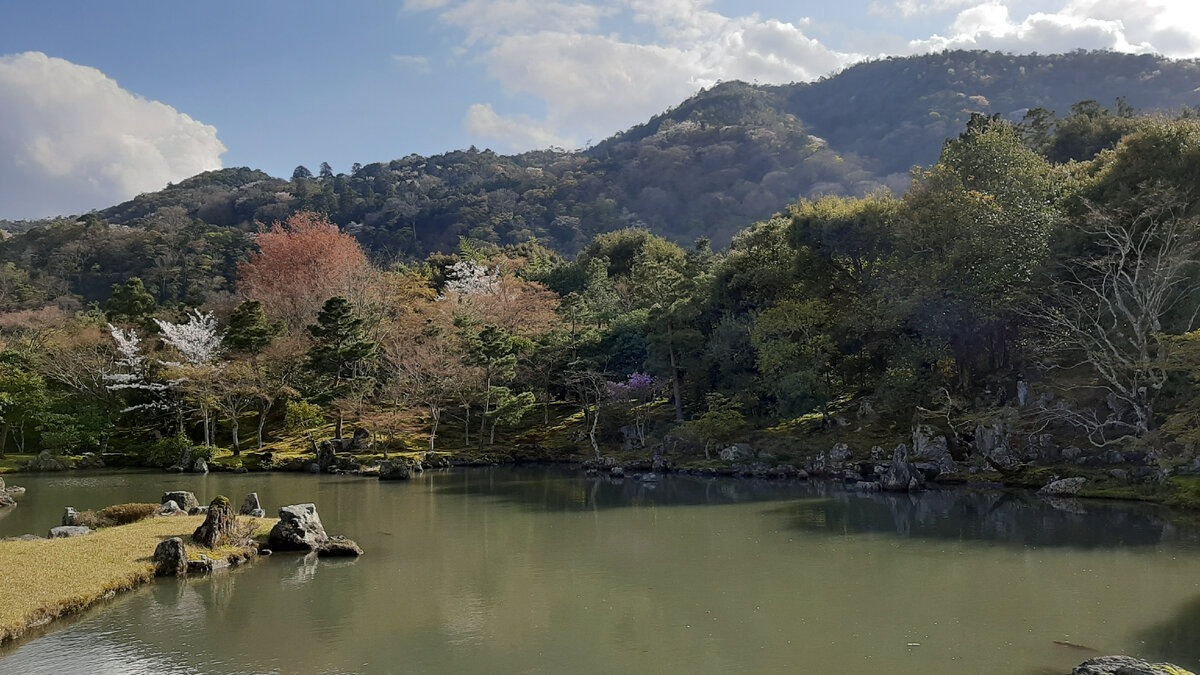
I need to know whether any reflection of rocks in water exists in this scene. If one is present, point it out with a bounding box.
[1132,595,1200,668]
[436,465,810,512]
[283,551,321,586]
[779,488,1194,549]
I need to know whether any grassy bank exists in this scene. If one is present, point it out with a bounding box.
[0,514,275,645]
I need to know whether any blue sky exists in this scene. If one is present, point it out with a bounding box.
[2,0,1199,219]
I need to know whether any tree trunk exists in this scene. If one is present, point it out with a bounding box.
[429,406,440,451]
[231,417,241,456]
[335,411,344,439]
[257,402,269,449]
[668,346,684,421]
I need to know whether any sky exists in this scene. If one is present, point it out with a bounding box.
[2,0,1200,220]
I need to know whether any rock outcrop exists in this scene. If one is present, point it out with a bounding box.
[240,492,265,517]
[159,500,184,516]
[1038,477,1087,497]
[880,444,923,492]
[1073,655,1195,675]
[267,504,328,551]
[378,460,412,481]
[24,451,66,472]
[49,525,91,538]
[192,496,235,548]
[318,535,364,557]
[162,491,200,512]
[153,537,188,576]
[62,506,79,525]
[193,458,209,474]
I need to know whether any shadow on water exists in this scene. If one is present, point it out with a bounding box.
[433,464,815,511]
[774,484,1200,549]
[1131,595,1200,668]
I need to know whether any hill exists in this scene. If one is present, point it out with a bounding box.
[4,49,1200,304]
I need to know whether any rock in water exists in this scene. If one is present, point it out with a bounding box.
[162,491,200,512]
[1039,477,1087,497]
[153,537,188,576]
[318,535,364,557]
[1073,655,1195,675]
[0,495,15,508]
[378,460,412,481]
[880,444,923,492]
[49,525,91,538]
[193,458,209,474]
[192,496,235,548]
[62,506,79,525]
[268,504,329,551]
[240,492,265,517]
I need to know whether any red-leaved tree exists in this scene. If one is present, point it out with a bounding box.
[238,211,369,329]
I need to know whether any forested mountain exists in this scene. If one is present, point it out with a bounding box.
[4,49,1200,306]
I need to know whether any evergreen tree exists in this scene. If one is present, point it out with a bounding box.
[226,300,281,355]
[306,296,377,438]
[292,165,313,180]
[106,277,158,326]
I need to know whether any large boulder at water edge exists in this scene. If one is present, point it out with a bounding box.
[268,504,329,551]
[193,458,209,474]
[162,491,200,512]
[24,451,66,472]
[378,460,412,481]
[318,535,364,557]
[1073,655,1195,674]
[192,496,236,548]
[154,537,188,576]
[0,494,15,508]
[1038,477,1087,497]
[49,525,91,538]
[880,444,923,492]
[240,492,265,517]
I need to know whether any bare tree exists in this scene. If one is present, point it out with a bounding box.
[1031,190,1200,445]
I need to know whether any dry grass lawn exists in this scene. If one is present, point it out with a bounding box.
[0,514,276,644]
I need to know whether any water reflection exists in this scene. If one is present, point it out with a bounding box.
[778,485,1196,549]
[1134,595,1200,666]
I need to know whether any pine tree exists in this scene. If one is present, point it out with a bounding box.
[106,277,157,326]
[306,296,376,438]
[226,300,280,355]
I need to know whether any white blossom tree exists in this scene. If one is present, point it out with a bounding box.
[154,310,226,445]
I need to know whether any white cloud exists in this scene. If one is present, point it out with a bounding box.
[463,103,575,149]
[909,1,1200,57]
[0,52,225,219]
[869,0,980,18]
[409,0,856,151]
[392,54,433,73]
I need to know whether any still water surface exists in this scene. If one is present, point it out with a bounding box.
[0,467,1198,674]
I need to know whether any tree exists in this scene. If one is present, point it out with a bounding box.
[384,323,467,451]
[306,296,377,438]
[674,393,746,460]
[292,165,313,180]
[106,277,157,326]
[608,373,662,448]
[0,353,50,454]
[1031,190,1200,445]
[212,361,258,454]
[462,324,519,447]
[238,211,370,328]
[155,310,225,445]
[226,300,281,355]
[319,162,334,179]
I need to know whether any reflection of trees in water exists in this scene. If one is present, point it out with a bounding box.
[1131,595,1200,669]
[781,488,1196,549]
[435,466,809,511]
[436,466,1199,551]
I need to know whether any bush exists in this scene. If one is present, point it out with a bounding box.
[74,503,159,528]
[136,433,195,468]
[285,400,325,431]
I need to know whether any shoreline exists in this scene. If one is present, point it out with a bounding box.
[0,514,274,647]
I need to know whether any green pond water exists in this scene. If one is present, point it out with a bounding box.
[0,467,1198,674]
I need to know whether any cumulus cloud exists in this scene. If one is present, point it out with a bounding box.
[463,103,575,148]
[909,1,1200,57]
[869,0,980,18]
[408,0,856,151]
[0,52,225,220]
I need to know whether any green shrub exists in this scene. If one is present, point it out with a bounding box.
[136,433,194,468]
[285,400,325,432]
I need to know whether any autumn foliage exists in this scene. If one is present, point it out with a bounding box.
[238,211,369,327]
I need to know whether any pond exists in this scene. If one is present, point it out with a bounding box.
[1,467,1198,674]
